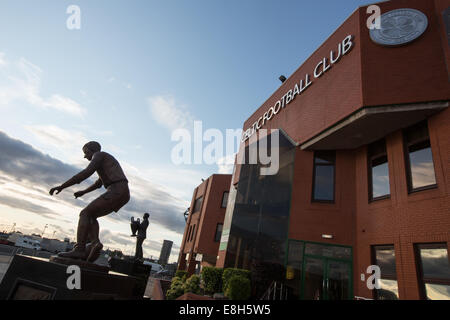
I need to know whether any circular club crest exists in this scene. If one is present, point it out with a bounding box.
[370,8,428,46]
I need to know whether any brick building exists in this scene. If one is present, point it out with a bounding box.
[178,0,450,299]
[178,174,231,275]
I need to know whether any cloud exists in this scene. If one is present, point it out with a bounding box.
[0,52,7,67]
[0,55,86,117]
[0,130,188,235]
[0,194,59,219]
[148,95,195,131]
[217,153,235,174]
[25,125,88,152]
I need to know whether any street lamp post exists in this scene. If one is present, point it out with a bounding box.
[42,224,48,237]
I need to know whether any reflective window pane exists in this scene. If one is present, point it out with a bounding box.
[193,196,203,213]
[409,147,436,189]
[372,161,390,198]
[214,224,223,242]
[221,192,229,208]
[373,246,397,278]
[376,279,399,300]
[313,165,335,201]
[404,121,437,191]
[424,283,450,300]
[305,243,351,260]
[418,245,450,280]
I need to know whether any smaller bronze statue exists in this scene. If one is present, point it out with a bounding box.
[131,213,149,261]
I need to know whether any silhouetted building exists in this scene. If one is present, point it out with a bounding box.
[158,240,173,266]
[178,174,232,274]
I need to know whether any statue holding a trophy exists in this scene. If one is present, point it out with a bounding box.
[130,213,149,261]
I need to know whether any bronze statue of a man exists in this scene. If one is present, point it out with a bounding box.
[49,141,130,261]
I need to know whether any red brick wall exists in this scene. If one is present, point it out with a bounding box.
[354,107,450,299]
[177,174,231,272]
[360,0,450,107]
[243,8,363,145]
[288,149,356,246]
[195,175,231,256]
[241,0,450,147]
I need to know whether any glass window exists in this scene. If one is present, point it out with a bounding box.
[312,151,335,202]
[416,243,450,300]
[190,224,196,242]
[214,224,223,242]
[373,245,399,300]
[193,196,203,213]
[368,139,390,201]
[305,243,352,260]
[187,225,192,242]
[221,192,229,208]
[403,121,437,192]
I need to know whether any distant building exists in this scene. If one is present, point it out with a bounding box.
[7,232,23,244]
[40,238,72,253]
[158,240,173,266]
[178,174,232,274]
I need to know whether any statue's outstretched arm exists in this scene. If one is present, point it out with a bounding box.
[74,179,103,198]
[50,153,102,196]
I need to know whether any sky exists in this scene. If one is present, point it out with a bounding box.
[0,0,376,263]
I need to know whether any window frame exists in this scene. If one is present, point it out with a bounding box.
[214,223,223,242]
[190,224,196,242]
[192,196,203,213]
[221,191,229,208]
[187,225,192,243]
[311,150,336,203]
[414,242,450,300]
[403,121,437,194]
[372,244,398,300]
[367,139,391,202]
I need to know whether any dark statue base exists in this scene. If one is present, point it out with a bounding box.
[108,257,151,297]
[0,254,144,300]
[49,255,110,273]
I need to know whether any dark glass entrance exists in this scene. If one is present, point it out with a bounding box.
[286,240,353,300]
[223,131,296,298]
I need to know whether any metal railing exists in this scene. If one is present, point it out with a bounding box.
[260,281,289,300]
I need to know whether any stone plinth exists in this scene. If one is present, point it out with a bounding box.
[0,254,143,300]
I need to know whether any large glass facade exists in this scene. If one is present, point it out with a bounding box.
[223,131,296,298]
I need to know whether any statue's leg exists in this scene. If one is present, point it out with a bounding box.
[57,207,95,260]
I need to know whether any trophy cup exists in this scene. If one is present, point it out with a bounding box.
[130,217,140,237]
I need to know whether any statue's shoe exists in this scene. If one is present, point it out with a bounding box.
[87,241,103,263]
[58,246,86,260]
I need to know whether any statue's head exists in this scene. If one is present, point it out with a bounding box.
[143,213,150,220]
[82,141,101,161]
